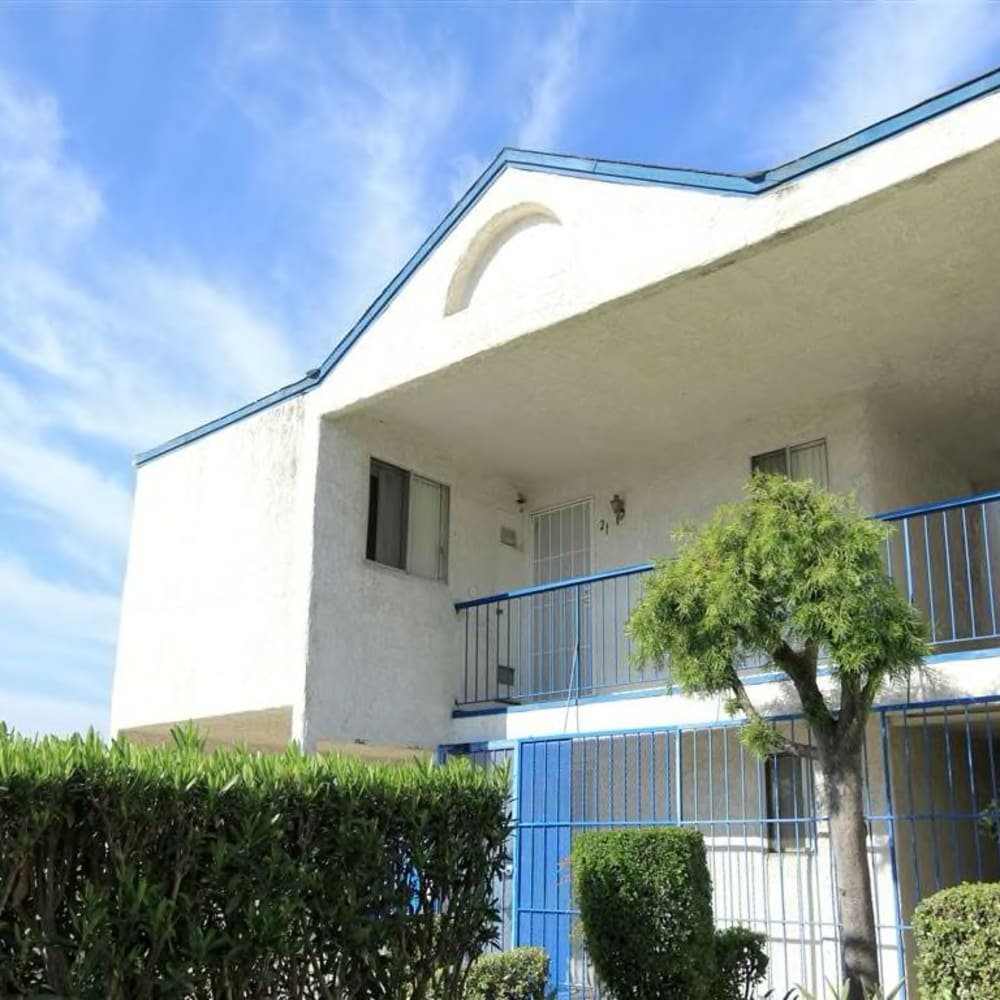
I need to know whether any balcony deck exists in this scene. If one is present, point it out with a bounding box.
[454,488,1000,710]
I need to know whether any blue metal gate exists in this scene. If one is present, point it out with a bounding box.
[448,692,1000,998]
[516,739,573,988]
[498,696,1000,998]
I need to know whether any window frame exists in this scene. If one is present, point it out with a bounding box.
[751,437,829,490]
[764,753,816,854]
[365,458,450,582]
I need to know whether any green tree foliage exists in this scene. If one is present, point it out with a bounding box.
[463,947,550,1000]
[0,726,511,999]
[913,882,1000,999]
[572,828,717,999]
[627,475,927,1000]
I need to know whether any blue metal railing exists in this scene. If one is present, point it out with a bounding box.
[880,488,1000,651]
[455,489,1000,707]
[457,562,658,706]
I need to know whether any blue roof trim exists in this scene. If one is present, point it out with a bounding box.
[136,66,1000,466]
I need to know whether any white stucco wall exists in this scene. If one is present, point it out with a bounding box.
[111,398,317,738]
[301,412,526,752]
[523,389,878,571]
[865,400,974,512]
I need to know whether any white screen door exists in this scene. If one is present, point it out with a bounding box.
[531,500,591,698]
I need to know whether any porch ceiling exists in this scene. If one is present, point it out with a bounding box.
[119,706,293,753]
[342,141,1000,486]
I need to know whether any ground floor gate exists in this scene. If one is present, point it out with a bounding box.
[452,693,1000,998]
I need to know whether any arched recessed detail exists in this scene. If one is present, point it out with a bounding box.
[444,202,562,316]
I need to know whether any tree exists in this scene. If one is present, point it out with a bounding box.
[627,475,928,999]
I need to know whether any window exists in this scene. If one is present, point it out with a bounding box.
[752,438,828,489]
[765,754,815,852]
[366,459,449,581]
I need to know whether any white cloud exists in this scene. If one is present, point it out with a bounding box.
[0,554,117,732]
[762,2,1000,160]
[0,429,130,551]
[515,3,591,150]
[213,7,468,330]
[0,70,102,250]
[0,555,118,648]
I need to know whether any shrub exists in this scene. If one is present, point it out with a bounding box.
[0,726,510,999]
[464,947,549,1000]
[571,827,717,999]
[714,926,768,1000]
[913,881,1000,999]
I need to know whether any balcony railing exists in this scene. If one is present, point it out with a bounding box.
[455,488,1000,708]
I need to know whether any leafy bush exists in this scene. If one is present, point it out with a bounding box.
[572,827,717,999]
[464,947,549,1000]
[714,926,768,1000]
[0,726,510,999]
[913,881,1000,999]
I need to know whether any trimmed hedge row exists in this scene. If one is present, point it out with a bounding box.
[0,726,511,999]
[913,881,1000,999]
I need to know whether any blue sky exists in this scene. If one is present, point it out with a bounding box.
[2,2,1000,738]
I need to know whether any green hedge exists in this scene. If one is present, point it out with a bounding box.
[0,726,510,999]
[572,827,717,999]
[913,881,1000,999]
[464,947,549,999]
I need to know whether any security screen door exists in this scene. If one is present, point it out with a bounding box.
[531,500,592,699]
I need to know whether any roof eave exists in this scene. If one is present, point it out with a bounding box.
[135,65,1000,468]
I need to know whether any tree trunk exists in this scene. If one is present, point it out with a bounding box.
[820,743,880,1000]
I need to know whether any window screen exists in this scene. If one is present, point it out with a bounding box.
[752,439,828,490]
[751,447,788,477]
[366,459,449,580]
[408,475,449,581]
[788,440,828,488]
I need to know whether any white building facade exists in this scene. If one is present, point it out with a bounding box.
[112,71,1000,996]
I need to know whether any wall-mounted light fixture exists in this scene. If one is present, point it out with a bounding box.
[610,493,626,525]
[516,491,527,512]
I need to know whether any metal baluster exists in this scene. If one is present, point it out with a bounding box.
[943,510,957,642]
[924,516,938,645]
[962,506,976,638]
[982,503,998,639]
[463,609,470,704]
[941,708,962,881]
[878,711,908,996]
[963,703,983,882]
